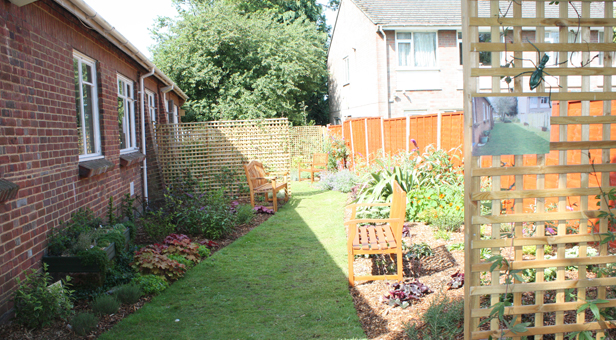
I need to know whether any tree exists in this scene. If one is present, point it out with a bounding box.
[152,1,329,125]
[227,0,328,34]
[491,97,518,118]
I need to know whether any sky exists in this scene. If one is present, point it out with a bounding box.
[83,0,336,60]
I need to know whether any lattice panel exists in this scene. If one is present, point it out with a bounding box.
[155,118,291,197]
[463,1,616,339]
[289,126,327,163]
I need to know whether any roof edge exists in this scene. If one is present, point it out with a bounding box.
[53,0,188,100]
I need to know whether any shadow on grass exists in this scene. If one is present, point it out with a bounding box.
[99,182,378,340]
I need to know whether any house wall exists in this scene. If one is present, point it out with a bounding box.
[328,0,381,123]
[471,97,495,146]
[388,29,464,117]
[0,0,183,321]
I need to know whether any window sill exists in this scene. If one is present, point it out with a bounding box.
[0,179,19,203]
[79,154,104,162]
[79,158,115,178]
[119,151,145,168]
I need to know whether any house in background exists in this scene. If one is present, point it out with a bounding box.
[328,0,605,124]
[517,97,552,131]
[0,0,187,322]
[471,97,495,146]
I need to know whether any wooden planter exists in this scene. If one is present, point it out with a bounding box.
[43,228,130,273]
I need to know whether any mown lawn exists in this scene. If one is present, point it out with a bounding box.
[473,122,550,156]
[99,181,366,340]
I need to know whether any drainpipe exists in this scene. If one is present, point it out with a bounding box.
[161,85,175,120]
[140,68,156,204]
[377,25,391,119]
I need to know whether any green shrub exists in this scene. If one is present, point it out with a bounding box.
[91,295,120,315]
[174,189,237,239]
[235,204,255,225]
[71,312,98,336]
[434,229,451,241]
[12,264,73,329]
[140,209,177,242]
[405,242,433,260]
[167,254,194,269]
[523,245,553,256]
[404,293,464,339]
[198,245,211,259]
[114,284,143,305]
[131,274,169,295]
[317,170,359,193]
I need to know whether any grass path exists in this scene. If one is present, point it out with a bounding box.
[100,182,366,340]
[474,122,550,156]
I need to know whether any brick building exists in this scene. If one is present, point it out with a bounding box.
[0,0,187,322]
[328,0,605,123]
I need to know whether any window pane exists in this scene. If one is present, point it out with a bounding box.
[414,32,436,67]
[118,79,124,96]
[479,33,491,66]
[126,100,133,148]
[398,42,411,66]
[82,84,95,154]
[118,97,126,149]
[397,32,412,40]
[81,63,92,83]
[74,59,84,155]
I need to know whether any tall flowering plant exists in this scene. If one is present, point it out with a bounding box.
[325,134,349,170]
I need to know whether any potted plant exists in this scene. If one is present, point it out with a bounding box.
[479,130,490,144]
[43,209,129,273]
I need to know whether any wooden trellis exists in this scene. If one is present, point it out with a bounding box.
[463,1,616,339]
[289,126,327,163]
[155,118,291,197]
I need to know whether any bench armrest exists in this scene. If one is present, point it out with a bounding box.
[346,203,391,210]
[344,218,403,226]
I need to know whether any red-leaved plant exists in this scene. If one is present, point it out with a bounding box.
[383,279,432,309]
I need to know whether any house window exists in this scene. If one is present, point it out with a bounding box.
[568,30,582,67]
[458,31,463,65]
[544,31,559,65]
[540,97,550,108]
[343,56,350,85]
[117,75,136,153]
[73,52,101,160]
[397,32,437,68]
[146,90,157,123]
[478,33,492,66]
[598,31,604,66]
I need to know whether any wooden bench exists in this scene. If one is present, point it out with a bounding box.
[345,181,406,286]
[243,160,289,212]
[298,153,327,183]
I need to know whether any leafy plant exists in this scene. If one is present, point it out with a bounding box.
[114,284,143,305]
[447,242,464,251]
[434,229,451,241]
[404,293,463,339]
[131,246,187,281]
[198,245,211,259]
[405,242,433,260]
[140,209,177,242]
[92,294,120,315]
[234,203,255,225]
[13,264,74,329]
[131,274,169,295]
[254,205,275,214]
[446,271,464,290]
[71,312,98,336]
[107,196,116,226]
[317,170,359,193]
[383,280,433,309]
[167,254,194,269]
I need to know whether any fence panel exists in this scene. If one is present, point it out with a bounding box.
[289,126,327,163]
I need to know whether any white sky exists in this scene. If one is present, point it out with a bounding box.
[83,0,336,60]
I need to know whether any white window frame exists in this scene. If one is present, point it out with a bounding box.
[117,74,137,154]
[343,56,350,85]
[396,31,438,69]
[544,30,560,66]
[74,52,102,161]
[146,90,157,123]
[458,31,463,66]
[173,104,179,124]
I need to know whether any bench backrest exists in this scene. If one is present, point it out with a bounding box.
[389,181,407,241]
[312,153,328,168]
[244,160,268,190]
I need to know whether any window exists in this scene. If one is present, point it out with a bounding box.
[598,31,604,66]
[146,90,156,123]
[343,56,350,85]
[568,30,582,66]
[458,31,463,65]
[478,33,492,66]
[397,32,437,68]
[544,31,559,65]
[117,75,136,153]
[74,52,101,160]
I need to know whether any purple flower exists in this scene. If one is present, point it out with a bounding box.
[186,193,194,198]
[546,227,556,236]
[411,139,418,147]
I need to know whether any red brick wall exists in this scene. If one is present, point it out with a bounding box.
[0,0,182,322]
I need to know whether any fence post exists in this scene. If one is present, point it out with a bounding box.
[380,117,385,157]
[406,116,410,153]
[349,119,355,170]
[437,112,442,150]
[365,118,369,166]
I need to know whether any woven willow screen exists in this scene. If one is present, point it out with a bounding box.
[289,126,327,163]
[463,1,616,339]
[155,119,291,196]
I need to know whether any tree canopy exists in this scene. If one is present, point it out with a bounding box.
[152,0,329,125]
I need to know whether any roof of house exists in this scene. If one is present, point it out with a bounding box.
[350,0,604,26]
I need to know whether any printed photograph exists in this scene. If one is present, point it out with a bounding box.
[472,97,552,156]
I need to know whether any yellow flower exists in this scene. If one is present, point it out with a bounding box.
[427,196,431,200]
[439,194,445,199]
[456,206,460,211]
[440,205,444,209]
[449,202,453,206]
